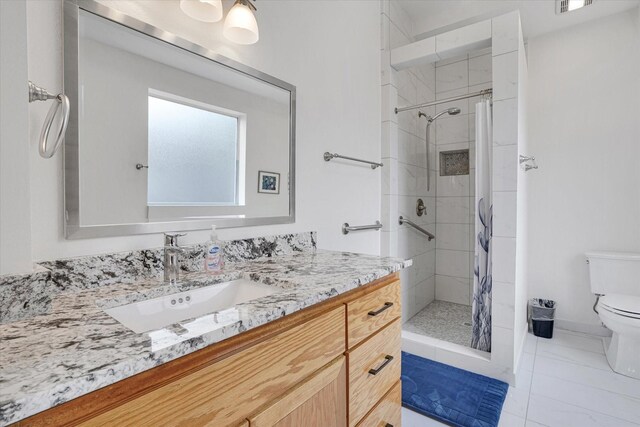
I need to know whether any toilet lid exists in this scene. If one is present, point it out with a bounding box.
[600,294,640,317]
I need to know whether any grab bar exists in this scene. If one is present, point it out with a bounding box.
[324,152,383,169]
[398,216,435,241]
[28,81,70,159]
[342,221,382,235]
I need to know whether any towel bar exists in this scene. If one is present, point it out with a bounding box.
[324,152,383,169]
[28,81,69,159]
[342,221,382,235]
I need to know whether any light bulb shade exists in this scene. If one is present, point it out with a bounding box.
[180,0,223,23]
[223,2,259,45]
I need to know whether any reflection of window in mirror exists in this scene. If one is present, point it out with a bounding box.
[147,90,246,207]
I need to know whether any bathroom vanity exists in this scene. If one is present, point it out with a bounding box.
[0,233,410,426]
[21,275,400,427]
[0,3,410,424]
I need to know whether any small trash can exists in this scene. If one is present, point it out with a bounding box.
[528,299,556,339]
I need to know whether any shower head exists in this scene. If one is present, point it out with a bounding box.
[429,107,461,121]
[418,107,460,192]
[418,107,461,122]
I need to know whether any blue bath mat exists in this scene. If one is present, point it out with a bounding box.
[401,352,508,427]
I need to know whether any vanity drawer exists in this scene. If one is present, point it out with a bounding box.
[356,380,401,427]
[348,319,401,426]
[79,306,346,427]
[347,279,400,348]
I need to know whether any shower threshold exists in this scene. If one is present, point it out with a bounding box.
[403,300,472,348]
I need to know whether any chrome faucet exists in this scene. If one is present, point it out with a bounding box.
[164,233,186,284]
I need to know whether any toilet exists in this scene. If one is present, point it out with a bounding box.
[586,252,640,379]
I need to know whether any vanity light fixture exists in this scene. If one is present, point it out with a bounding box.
[223,0,259,45]
[179,0,223,23]
[179,0,259,45]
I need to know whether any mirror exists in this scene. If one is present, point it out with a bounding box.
[63,1,295,239]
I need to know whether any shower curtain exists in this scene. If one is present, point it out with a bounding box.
[471,99,493,352]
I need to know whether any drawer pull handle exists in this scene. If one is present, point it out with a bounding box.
[385,424,394,427]
[368,302,393,316]
[368,355,394,375]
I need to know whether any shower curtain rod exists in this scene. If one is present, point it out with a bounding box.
[394,88,492,114]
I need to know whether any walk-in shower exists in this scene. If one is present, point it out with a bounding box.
[418,107,461,191]
[383,11,525,384]
[396,87,493,351]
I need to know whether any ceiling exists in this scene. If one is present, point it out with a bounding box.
[399,0,640,41]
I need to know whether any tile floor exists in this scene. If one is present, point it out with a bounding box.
[404,300,473,347]
[402,329,640,427]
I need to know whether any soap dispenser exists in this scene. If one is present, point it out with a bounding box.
[205,225,224,273]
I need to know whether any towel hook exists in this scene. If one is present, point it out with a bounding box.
[28,81,70,159]
[519,154,538,172]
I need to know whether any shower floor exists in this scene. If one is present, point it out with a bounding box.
[403,300,472,347]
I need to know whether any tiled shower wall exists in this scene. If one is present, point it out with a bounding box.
[433,50,493,306]
[385,9,527,383]
[380,1,437,321]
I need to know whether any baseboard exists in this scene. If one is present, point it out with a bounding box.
[513,324,528,373]
[555,319,612,337]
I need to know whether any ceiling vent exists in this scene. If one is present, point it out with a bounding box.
[556,0,594,14]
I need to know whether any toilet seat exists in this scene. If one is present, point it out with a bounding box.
[599,294,640,319]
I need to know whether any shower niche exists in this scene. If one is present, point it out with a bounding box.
[439,149,470,176]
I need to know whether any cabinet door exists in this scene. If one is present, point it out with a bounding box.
[249,356,347,427]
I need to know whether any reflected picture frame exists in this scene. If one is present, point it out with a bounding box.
[258,171,280,194]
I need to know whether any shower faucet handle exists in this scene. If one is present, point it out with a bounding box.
[416,198,426,217]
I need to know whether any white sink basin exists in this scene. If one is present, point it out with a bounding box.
[105,279,277,333]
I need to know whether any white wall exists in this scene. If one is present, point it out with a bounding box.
[15,0,381,264]
[397,0,640,41]
[433,49,492,306]
[380,1,437,321]
[513,28,529,368]
[0,1,32,275]
[527,9,640,329]
[487,10,527,379]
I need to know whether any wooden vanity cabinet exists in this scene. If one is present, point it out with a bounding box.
[248,356,347,427]
[16,273,401,427]
[77,306,346,427]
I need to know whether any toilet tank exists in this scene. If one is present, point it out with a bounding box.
[586,252,640,295]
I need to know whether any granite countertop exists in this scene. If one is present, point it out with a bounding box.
[0,245,410,425]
